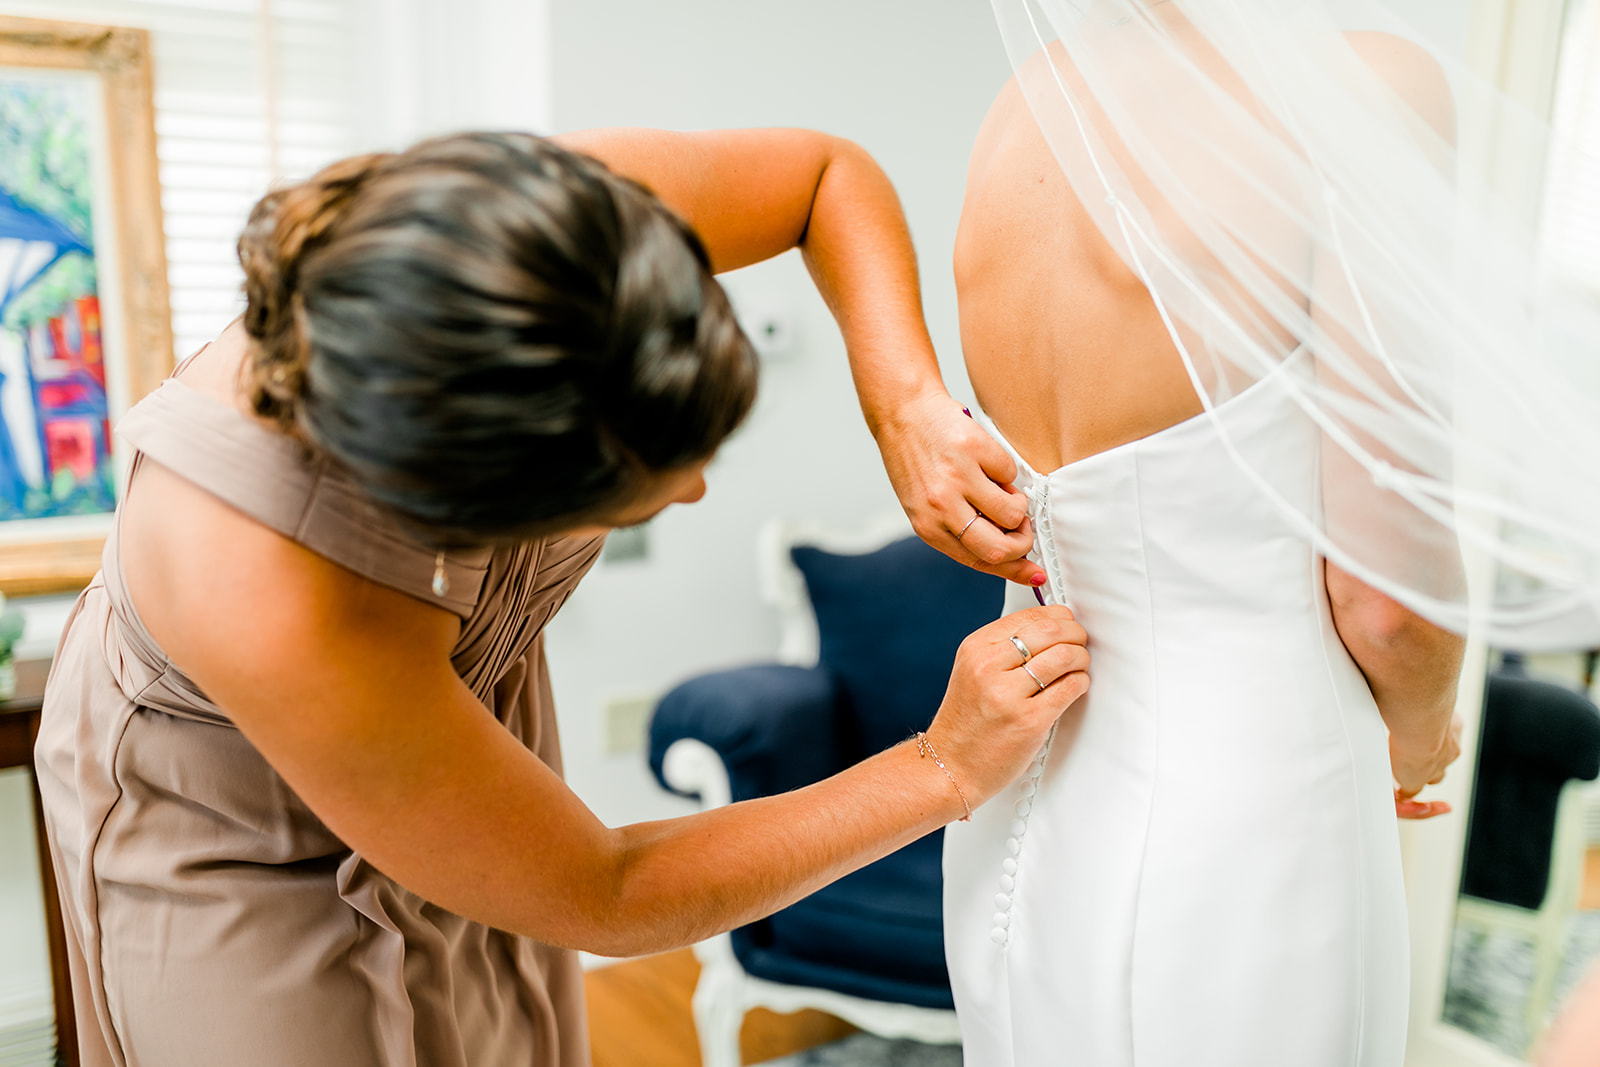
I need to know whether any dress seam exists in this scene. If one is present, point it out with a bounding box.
[1125,449,1162,1067]
[84,699,141,1067]
[1311,546,1369,1065]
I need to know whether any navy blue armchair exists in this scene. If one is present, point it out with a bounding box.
[648,530,1003,1063]
[1461,667,1600,909]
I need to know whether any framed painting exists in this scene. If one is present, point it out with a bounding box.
[0,16,172,596]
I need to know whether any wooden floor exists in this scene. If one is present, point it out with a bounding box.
[589,848,1600,1063]
[585,949,855,1067]
[1583,848,1600,911]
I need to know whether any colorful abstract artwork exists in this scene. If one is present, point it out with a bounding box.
[0,75,114,521]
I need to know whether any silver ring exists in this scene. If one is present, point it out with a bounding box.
[1009,635,1033,664]
[955,512,981,542]
[1023,663,1046,692]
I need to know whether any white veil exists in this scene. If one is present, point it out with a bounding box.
[989,0,1600,648]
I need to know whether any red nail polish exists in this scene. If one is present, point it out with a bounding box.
[1031,573,1046,587]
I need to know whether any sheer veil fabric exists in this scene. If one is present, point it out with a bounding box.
[990,0,1600,648]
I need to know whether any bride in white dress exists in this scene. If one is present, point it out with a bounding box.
[936,19,1461,1067]
[852,3,1600,1064]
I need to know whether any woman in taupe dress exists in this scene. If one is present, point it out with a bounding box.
[32,127,1090,1066]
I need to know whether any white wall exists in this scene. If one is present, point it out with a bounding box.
[544,0,1012,827]
[351,0,552,150]
[1379,0,1475,57]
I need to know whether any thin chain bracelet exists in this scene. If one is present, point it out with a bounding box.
[914,731,972,822]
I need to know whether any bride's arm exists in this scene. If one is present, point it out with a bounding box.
[1325,564,1464,817]
[558,127,1045,586]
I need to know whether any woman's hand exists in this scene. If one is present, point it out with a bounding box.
[1391,712,1463,820]
[874,390,1047,588]
[925,604,1090,807]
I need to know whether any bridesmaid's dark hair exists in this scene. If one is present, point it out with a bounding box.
[237,131,758,544]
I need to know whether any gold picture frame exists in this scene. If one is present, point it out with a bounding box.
[0,16,172,596]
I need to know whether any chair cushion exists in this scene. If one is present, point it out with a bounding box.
[650,664,842,802]
[1461,672,1600,909]
[731,831,953,1009]
[791,536,1004,761]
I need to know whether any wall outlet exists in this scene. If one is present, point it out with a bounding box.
[603,693,657,755]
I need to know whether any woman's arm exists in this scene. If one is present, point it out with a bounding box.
[132,467,1085,955]
[557,128,1044,586]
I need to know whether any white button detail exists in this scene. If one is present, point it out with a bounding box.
[1015,799,1032,817]
[1005,837,1021,856]
[995,892,1012,910]
[993,911,1010,929]
[990,927,1008,945]
[999,874,1015,892]
[1009,818,1027,838]
[1002,858,1018,875]
[1020,780,1037,798]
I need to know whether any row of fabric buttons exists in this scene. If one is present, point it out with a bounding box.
[994,480,1060,946]
[990,736,1052,947]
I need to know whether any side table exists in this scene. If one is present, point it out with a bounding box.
[0,658,77,1067]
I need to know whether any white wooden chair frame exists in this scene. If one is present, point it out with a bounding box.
[1451,780,1591,1053]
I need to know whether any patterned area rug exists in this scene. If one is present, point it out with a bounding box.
[1443,908,1600,1057]
[762,1035,962,1066]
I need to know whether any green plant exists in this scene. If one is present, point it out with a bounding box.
[0,607,24,661]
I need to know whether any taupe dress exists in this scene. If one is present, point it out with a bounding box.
[34,370,602,1067]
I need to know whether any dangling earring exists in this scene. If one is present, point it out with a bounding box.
[432,552,449,597]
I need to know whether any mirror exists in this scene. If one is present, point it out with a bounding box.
[1433,0,1600,1057]
[1442,649,1600,1057]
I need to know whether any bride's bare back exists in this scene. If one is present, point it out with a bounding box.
[955,29,1447,474]
[954,73,1204,473]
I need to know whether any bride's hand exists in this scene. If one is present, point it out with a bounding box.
[1394,792,1452,820]
[1391,712,1463,820]
[924,605,1090,806]
[872,390,1047,588]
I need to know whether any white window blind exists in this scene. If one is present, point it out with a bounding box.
[2,0,359,359]
[1544,0,1600,292]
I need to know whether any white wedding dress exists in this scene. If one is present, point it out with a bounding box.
[943,350,1410,1066]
